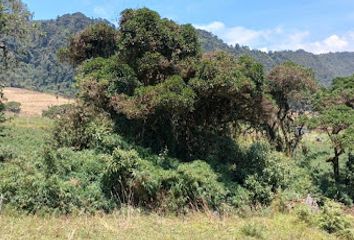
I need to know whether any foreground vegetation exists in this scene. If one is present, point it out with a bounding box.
[0,209,343,240]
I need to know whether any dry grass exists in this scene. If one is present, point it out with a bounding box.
[0,211,337,240]
[3,87,72,116]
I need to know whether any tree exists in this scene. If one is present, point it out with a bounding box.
[0,87,5,133]
[311,75,354,182]
[58,22,117,66]
[264,62,317,156]
[0,0,32,67]
[117,8,200,85]
[0,0,31,134]
[60,8,266,161]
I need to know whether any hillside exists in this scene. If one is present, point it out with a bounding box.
[0,13,109,96]
[198,30,354,86]
[2,13,354,94]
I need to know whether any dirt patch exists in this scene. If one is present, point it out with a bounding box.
[3,87,73,116]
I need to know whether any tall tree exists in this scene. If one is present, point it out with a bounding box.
[59,8,265,161]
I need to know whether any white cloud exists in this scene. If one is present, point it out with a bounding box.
[93,6,109,18]
[194,21,225,32]
[194,21,354,54]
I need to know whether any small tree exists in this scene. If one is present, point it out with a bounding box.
[265,62,317,156]
[311,75,354,182]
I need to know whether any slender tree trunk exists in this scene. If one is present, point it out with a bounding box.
[332,156,340,182]
[328,147,344,183]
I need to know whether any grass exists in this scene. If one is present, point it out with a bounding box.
[0,116,53,157]
[0,211,338,240]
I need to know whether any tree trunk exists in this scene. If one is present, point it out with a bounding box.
[332,156,340,182]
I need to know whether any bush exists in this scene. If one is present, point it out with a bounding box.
[0,145,15,162]
[42,104,74,119]
[236,143,314,206]
[4,101,21,114]
[318,200,352,234]
[102,148,227,212]
[53,105,113,150]
[295,204,316,224]
[241,223,266,239]
[0,148,115,214]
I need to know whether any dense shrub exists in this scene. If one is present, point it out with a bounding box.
[0,145,15,162]
[4,101,21,114]
[102,148,227,211]
[52,105,113,150]
[318,201,352,234]
[0,148,115,213]
[236,143,314,206]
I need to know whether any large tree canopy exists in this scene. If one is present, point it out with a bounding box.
[59,8,269,160]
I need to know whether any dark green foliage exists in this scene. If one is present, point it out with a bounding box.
[0,0,32,66]
[4,101,21,113]
[102,148,226,211]
[236,143,313,205]
[0,148,115,213]
[59,22,117,66]
[264,62,317,156]
[117,8,200,85]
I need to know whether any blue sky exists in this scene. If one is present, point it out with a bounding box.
[22,0,354,53]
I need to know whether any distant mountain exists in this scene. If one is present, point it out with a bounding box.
[198,30,354,86]
[2,13,354,95]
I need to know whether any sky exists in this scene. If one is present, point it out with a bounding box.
[22,0,354,54]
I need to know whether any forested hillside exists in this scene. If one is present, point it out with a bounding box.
[2,13,354,95]
[0,12,109,95]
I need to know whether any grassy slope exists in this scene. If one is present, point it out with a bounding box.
[0,211,337,240]
[3,88,72,116]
